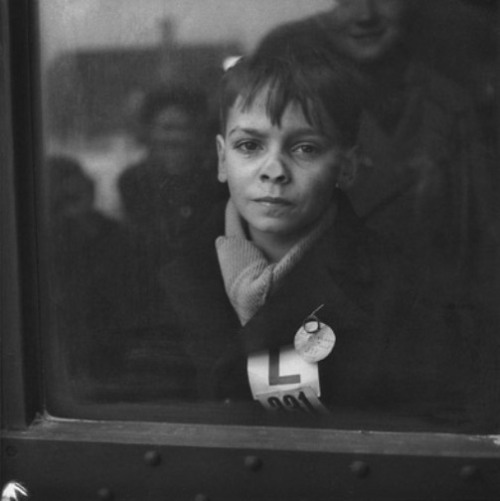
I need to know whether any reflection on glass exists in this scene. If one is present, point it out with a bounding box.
[40,0,499,432]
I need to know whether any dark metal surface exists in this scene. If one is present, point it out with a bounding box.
[2,433,500,500]
[2,419,500,500]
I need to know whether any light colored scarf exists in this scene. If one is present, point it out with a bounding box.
[215,200,336,326]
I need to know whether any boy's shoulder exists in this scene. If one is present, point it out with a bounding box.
[333,193,425,303]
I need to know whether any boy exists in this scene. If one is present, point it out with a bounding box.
[161,48,477,423]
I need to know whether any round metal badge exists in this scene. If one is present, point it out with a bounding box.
[294,318,336,364]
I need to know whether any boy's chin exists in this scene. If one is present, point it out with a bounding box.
[248,220,314,242]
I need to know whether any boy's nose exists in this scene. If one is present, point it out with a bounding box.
[259,154,290,184]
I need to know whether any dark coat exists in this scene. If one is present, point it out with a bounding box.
[161,195,477,421]
[118,159,221,269]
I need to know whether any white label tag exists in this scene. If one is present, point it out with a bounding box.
[247,345,321,398]
[255,387,329,414]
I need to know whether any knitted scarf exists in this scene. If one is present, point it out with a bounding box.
[216,201,336,326]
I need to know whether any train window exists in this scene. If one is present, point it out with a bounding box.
[2,0,500,499]
[27,0,500,428]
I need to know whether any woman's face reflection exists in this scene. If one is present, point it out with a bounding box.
[327,0,410,63]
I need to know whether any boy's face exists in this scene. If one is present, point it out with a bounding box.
[327,0,410,64]
[217,91,343,246]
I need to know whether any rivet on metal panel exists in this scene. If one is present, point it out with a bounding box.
[350,460,370,478]
[460,465,479,480]
[97,487,114,500]
[244,455,263,472]
[144,450,162,467]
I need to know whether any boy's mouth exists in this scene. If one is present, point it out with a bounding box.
[253,196,292,206]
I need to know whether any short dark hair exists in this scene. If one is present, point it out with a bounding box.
[218,25,364,148]
[139,85,208,126]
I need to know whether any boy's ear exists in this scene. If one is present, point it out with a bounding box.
[216,134,228,183]
[336,145,366,190]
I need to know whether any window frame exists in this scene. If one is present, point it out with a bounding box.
[2,0,500,499]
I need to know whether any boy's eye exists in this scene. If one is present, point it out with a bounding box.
[234,140,261,154]
[291,143,321,157]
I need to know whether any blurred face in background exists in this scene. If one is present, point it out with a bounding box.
[327,0,412,64]
[147,105,200,175]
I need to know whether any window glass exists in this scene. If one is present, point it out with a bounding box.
[39,0,499,432]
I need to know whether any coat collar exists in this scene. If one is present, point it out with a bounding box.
[238,193,379,354]
[171,193,391,356]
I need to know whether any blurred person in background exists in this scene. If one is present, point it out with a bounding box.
[114,87,222,397]
[119,85,219,268]
[48,155,134,388]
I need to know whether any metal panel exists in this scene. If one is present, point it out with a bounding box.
[2,419,500,500]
